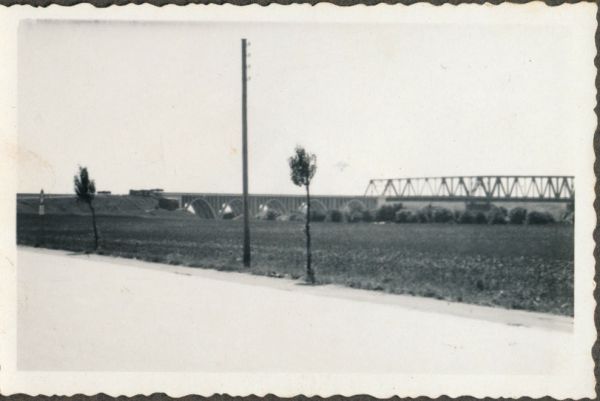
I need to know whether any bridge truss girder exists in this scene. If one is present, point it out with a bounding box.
[364,176,575,202]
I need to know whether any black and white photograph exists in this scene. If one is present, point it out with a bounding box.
[0,3,596,399]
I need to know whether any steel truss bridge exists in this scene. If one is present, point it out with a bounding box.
[364,175,575,203]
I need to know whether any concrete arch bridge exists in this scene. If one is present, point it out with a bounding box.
[162,192,378,219]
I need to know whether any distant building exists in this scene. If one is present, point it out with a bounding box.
[129,189,164,197]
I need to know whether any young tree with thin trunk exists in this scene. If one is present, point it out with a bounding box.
[74,166,99,251]
[289,146,317,284]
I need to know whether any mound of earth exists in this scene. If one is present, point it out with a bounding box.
[17,195,193,218]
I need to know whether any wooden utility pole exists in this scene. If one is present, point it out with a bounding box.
[241,38,251,267]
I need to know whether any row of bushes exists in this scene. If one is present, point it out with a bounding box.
[254,208,374,223]
[253,204,558,225]
[392,205,556,225]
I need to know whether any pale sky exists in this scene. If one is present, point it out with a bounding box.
[17,18,591,195]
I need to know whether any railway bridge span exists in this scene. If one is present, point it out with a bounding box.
[17,176,575,219]
[365,175,575,204]
[163,176,574,219]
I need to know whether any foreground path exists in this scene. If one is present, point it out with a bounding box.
[17,247,574,373]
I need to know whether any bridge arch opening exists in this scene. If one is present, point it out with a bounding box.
[187,198,217,219]
[342,199,367,212]
[219,198,243,219]
[298,199,328,214]
[310,199,328,213]
[264,199,288,215]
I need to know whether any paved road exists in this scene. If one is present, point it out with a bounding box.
[17,247,574,373]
